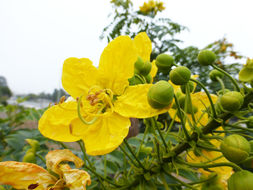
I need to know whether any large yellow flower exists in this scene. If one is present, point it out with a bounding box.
[39,32,169,156]
[0,149,91,190]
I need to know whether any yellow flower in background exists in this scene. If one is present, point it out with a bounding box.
[187,149,233,189]
[139,0,165,15]
[39,32,170,156]
[168,76,217,128]
[0,149,91,190]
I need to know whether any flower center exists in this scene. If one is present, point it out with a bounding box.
[77,86,114,125]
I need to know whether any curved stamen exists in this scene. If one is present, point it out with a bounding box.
[77,95,103,125]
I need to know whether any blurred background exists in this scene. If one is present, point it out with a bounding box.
[0,0,252,108]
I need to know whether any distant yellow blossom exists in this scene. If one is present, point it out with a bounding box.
[139,0,165,15]
[0,149,91,190]
[39,32,170,156]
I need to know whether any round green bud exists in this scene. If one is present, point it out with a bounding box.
[209,69,224,82]
[145,73,152,83]
[147,80,174,109]
[247,116,253,128]
[220,91,244,112]
[169,66,191,85]
[180,81,195,94]
[155,54,175,74]
[134,57,152,76]
[228,170,253,190]
[23,151,36,163]
[198,50,216,66]
[220,134,250,163]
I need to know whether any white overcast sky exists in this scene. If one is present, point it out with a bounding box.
[0,0,252,94]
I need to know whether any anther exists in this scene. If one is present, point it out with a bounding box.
[69,124,73,134]
[59,96,65,104]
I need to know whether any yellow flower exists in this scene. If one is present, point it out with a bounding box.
[187,149,233,189]
[139,0,165,14]
[39,32,169,156]
[168,76,217,128]
[0,149,91,190]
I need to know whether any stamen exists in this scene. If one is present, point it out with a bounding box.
[77,95,101,125]
[59,96,65,104]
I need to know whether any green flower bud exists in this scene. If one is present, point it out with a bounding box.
[220,134,250,163]
[177,94,198,114]
[23,151,36,163]
[209,69,224,82]
[198,50,216,66]
[155,54,175,74]
[26,139,40,152]
[247,116,253,128]
[180,81,195,94]
[147,80,174,109]
[217,89,230,96]
[228,170,253,190]
[145,73,152,83]
[134,57,152,76]
[169,66,191,85]
[220,91,244,112]
[128,75,144,85]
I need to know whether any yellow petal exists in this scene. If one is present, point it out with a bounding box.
[38,100,80,142]
[168,92,217,127]
[76,113,130,156]
[0,161,56,190]
[187,150,233,180]
[133,32,152,62]
[150,60,158,79]
[62,57,99,98]
[114,84,171,118]
[59,164,91,190]
[46,149,84,176]
[98,36,138,95]
[191,92,217,126]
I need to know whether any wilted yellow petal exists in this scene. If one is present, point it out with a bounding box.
[75,112,130,156]
[38,100,80,142]
[46,149,84,176]
[114,84,171,118]
[59,164,91,190]
[62,57,99,98]
[0,161,56,190]
[98,36,138,95]
[133,32,152,62]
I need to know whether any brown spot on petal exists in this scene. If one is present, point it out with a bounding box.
[28,183,39,189]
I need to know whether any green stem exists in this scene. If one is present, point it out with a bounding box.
[151,117,168,151]
[211,64,240,91]
[77,141,94,169]
[174,95,191,140]
[190,78,217,118]
[123,139,147,171]
[35,153,46,164]
[216,76,225,94]
[177,159,242,172]
[104,155,107,178]
[163,170,196,189]
[196,143,221,152]
[119,144,139,168]
[186,83,196,124]
[161,173,170,190]
[165,111,177,138]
